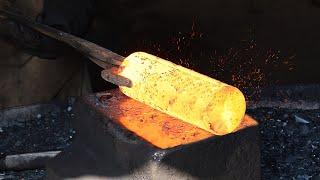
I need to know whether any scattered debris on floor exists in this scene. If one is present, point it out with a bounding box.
[0,99,76,179]
[0,106,74,156]
[247,108,320,179]
[0,169,46,180]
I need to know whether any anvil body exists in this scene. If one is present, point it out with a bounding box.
[47,89,260,180]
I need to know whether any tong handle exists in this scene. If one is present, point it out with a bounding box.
[0,9,124,67]
[0,9,133,87]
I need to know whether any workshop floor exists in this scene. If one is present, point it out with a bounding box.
[0,94,319,179]
[0,101,75,180]
[248,108,320,179]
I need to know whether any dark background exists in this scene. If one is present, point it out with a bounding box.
[85,0,320,92]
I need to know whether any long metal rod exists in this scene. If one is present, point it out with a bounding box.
[0,9,124,68]
[0,151,60,171]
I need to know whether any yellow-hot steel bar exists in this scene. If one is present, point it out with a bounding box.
[116,52,246,135]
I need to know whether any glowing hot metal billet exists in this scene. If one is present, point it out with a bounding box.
[2,10,246,135]
[102,53,246,135]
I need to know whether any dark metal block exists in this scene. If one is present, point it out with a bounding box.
[47,89,260,180]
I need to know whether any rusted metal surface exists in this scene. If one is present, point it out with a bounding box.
[85,89,256,149]
[101,68,133,88]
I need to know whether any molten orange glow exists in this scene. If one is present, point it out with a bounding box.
[115,52,246,135]
[97,89,256,149]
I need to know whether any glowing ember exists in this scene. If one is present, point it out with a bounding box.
[127,20,295,100]
[110,52,246,135]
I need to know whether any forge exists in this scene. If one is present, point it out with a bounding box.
[1,9,260,179]
[46,89,260,180]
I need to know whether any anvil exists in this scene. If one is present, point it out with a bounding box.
[46,89,260,180]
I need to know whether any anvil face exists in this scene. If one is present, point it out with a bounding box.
[90,89,257,149]
[47,89,260,179]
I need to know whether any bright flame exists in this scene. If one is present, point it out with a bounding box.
[117,52,246,135]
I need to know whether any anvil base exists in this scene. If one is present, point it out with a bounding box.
[46,89,260,180]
